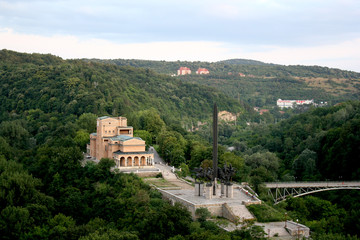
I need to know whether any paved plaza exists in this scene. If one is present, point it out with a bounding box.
[164,184,257,205]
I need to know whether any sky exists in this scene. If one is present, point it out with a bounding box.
[0,0,360,72]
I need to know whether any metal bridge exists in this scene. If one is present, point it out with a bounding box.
[264,181,360,204]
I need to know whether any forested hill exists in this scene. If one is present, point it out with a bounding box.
[217,58,270,66]
[90,57,360,79]
[88,57,360,107]
[0,50,244,123]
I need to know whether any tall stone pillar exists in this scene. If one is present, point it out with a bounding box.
[221,182,225,196]
[212,103,218,195]
[226,184,234,198]
[205,183,213,199]
[199,183,204,196]
[195,182,201,196]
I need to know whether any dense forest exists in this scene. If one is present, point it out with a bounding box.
[0,50,261,239]
[0,50,244,124]
[91,58,360,108]
[1,49,360,239]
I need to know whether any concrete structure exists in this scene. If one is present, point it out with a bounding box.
[285,221,310,238]
[158,183,261,221]
[277,99,314,109]
[88,116,154,169]
[196,68,209,74]
[177,67,191,75]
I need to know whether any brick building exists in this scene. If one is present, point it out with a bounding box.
[196,68,209,74]
[177,67,191,75]
[88,116,154,169]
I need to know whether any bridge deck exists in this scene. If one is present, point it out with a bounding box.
[265,181,360,188]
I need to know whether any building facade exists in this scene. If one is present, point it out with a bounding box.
[277,99,314,109]
[196,68,209,74]
[177,67,191,75]
[88,116,154,169]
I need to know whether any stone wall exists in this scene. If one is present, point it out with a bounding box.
[134,171,161,178]
[222,203,239,223]
[158,188,197,217]
[286,221,310,238]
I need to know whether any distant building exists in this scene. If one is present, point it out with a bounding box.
[239,73,246,77]
[277,99,314,109]
[196,68,209,74]
[259,109,269,115]
[177,67,191,75]
[88,116,154,169]
[218,110,237,122]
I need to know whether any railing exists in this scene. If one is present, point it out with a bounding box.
[265,181,360,204]
[265,181,360,188]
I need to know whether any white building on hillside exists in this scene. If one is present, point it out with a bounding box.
[277,99,314,108]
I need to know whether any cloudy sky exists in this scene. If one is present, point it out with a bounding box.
[1,0,359,71]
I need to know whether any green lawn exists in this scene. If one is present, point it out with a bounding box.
[143,178,179,189]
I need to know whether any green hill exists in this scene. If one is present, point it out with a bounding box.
[217,58,270,65]
[0,50,244,124]
[1,50,360,239]
[88,58,360,107]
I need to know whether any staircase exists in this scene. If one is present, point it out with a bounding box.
[229,203,255,220]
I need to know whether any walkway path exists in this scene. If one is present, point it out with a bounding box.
[151,146,193,190]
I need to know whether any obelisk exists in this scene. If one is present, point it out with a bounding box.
[212,103,218,195]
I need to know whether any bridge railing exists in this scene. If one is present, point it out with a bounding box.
[264,181,360,188]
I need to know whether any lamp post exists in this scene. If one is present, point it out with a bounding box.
[284,212,287,228]
[296,219,299,240]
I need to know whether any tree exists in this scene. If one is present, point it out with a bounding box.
[157,129,186,166]
[139,108,165,139]
[0,121,30,149]
[47,213,78,240]
[74,129,90,151]
[292,148,317,180]
[195,208,211,222]
[77,113,97,133]
[0,206,31,240]
[245,152,279,177]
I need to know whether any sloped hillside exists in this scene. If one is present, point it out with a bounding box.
[0,50,244,123]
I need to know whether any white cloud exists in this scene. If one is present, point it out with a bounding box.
[0,28,228,61]
[242,39,360,71]
[0,28,359,72]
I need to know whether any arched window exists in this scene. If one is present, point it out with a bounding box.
[127,157,132,167]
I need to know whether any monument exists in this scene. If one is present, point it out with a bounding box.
[213,103,218,195]
[156,103,261,223]
[192,103,236,198]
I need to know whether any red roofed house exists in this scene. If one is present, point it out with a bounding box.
[177,67,191,75]
[259,109,269,115]
[196,68,210,75]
